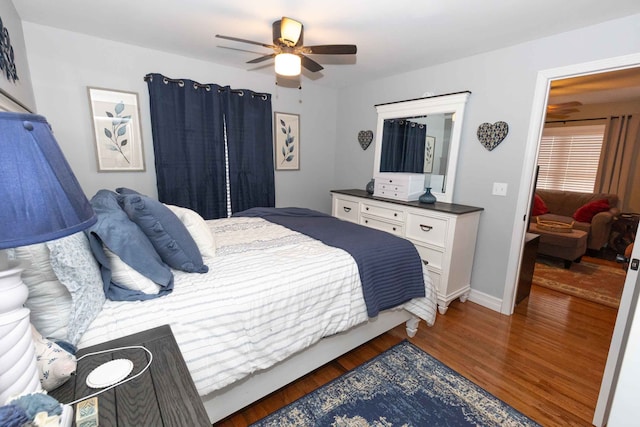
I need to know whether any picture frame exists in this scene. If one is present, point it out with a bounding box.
[274,112,300,170]
[424,135,436,173]
[88,87,145,172]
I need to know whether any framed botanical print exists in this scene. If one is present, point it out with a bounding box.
[424,135,436,173]
[88,87,145,172]
[274,112,300,170]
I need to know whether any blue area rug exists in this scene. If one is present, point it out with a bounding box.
[251,341,540,426]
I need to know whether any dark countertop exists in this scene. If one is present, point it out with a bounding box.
[331,189,484,215]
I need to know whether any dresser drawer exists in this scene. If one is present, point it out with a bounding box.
[361,203,403,222]
[426,268,442,294]
[406,213,448,247]
[414,244,444,270]
[375,182,406,192]
[360,216,403,236]
[334,198,359,223]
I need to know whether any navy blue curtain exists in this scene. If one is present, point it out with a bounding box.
[226,90,275,213]
[380,119,427,173]
[146,73,274,219]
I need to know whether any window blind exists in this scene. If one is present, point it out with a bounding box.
[537,124,605,193]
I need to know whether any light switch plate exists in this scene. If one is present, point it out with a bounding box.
[492,182,508,196]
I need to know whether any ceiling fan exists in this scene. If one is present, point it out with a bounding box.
[546,101,582,119]
[215,17,357,76]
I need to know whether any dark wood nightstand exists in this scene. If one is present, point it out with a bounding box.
[50,325,210,426]
[516,232,540,304]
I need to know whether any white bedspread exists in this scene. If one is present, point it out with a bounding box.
[78,217,436,396]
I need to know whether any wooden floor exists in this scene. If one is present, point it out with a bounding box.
[216,273,618,427]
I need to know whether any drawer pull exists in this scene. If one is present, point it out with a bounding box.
[392,227,397,231]
[343,207,351,212]
[420,224,433,232]
[394,213,398,217]
[422,260,429,265]
[366,207,370,211]
[365,220,369,224]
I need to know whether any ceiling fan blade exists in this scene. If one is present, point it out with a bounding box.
[546,113,569,119]
[555,101,583,107]
[247,53,276,64]
[215,34,275,49]
[304,44,357,55]
[550,108,580,114]
[300,55,324,72]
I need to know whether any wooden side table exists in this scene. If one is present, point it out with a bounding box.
[516,232,540,304]
[50,325,210,427]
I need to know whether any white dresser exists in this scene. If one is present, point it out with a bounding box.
[331,189,482,315]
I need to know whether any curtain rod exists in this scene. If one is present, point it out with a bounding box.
[544,117,614,124]
[143,74,269,99]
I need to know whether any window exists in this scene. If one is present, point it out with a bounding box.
[537,124,605,193]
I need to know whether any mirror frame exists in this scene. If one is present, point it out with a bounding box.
[373,91,471,203]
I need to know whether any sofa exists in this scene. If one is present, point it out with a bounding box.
[531,189,620,251]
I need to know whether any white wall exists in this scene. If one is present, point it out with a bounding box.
[21,12,640,305]
[334,13,640,302]
[21,23,339,213]
[0,0,35,111]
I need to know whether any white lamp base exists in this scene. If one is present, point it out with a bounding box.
[0,259,42,404]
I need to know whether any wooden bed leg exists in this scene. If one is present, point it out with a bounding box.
[405,317,420,337]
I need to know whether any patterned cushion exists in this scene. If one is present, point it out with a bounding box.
[31,326,76,391]
[46,232,106,345]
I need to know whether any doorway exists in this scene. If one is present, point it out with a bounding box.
[504,53,640,426]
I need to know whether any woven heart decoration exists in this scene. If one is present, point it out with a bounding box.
[358,130,374,150]
[477,121,509,151]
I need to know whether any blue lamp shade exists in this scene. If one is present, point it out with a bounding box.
[0,112,96,249]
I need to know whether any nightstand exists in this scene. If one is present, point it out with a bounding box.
[516,232,540,304]
[50,325,209,426]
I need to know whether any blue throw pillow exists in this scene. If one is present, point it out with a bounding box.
[86,190,174,301]
[116,188,208,273]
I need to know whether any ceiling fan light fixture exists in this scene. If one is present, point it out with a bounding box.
[280,17,302,46]
[275,53,301,76]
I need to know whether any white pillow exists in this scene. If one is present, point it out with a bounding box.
[46,232,106,345]
[11,244,71,341]
[165,204,216,259]
[104,246,162,295]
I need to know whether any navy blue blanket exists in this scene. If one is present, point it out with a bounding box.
[234,207,425,317]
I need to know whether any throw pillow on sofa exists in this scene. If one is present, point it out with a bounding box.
[573,199,610,223]
[532,194,550,216]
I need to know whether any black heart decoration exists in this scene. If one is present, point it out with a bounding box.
[477,121,509,151]
[358,130,374,150]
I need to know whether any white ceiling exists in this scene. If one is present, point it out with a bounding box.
[12,0,640,89]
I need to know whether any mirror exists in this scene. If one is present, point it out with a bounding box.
[373,91,470,203]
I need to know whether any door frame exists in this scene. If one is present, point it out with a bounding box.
[502,52,640,315]
[501,52,640,426]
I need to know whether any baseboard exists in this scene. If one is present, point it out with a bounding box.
[468,288,502,313]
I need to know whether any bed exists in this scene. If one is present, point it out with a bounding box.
[15,189,437,423]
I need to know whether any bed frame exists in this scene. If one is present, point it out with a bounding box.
[203,310,420,423]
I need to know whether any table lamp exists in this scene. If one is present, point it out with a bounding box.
[0,111,96,404]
